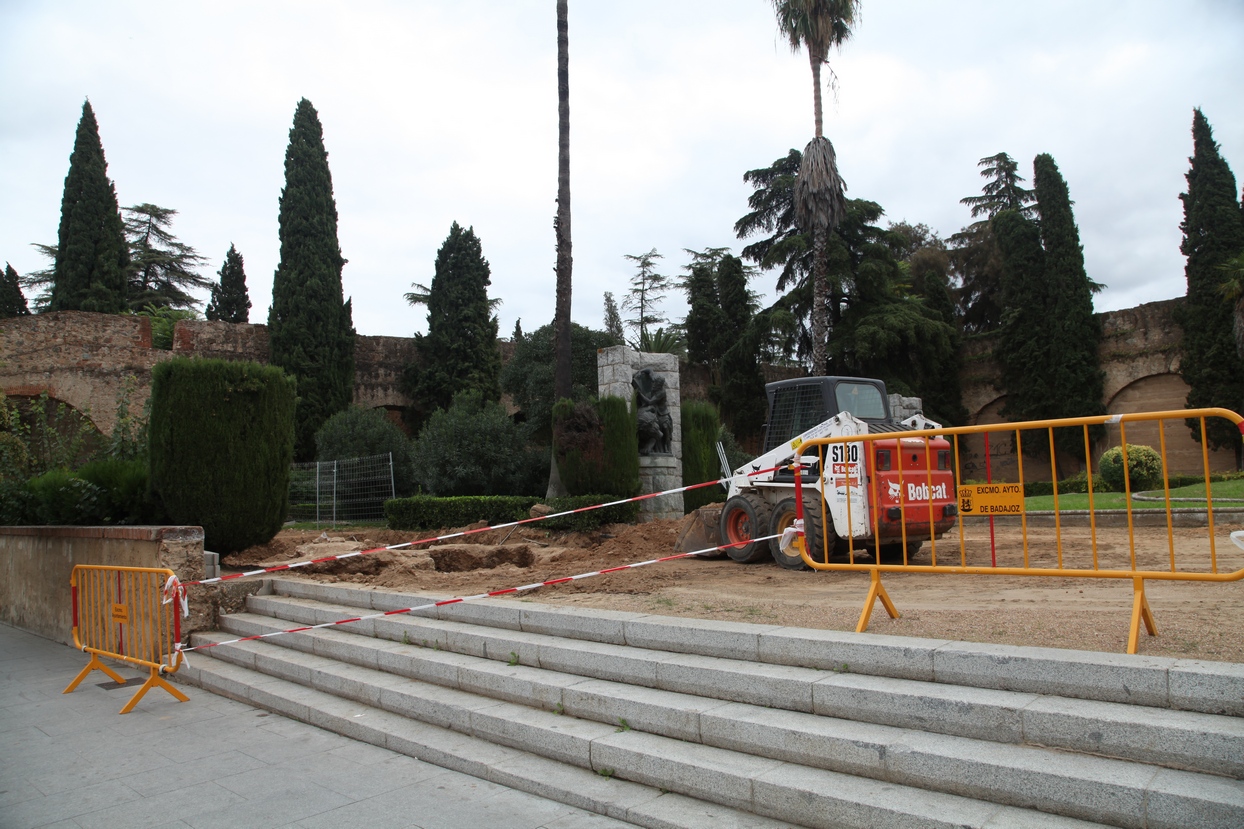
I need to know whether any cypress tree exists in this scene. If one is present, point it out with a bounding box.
[1032,153,1105,448]
[680,249,726,366]
[268,98,355,461]
[993,209,1050,425]
[602,292,624,345]
[1177,109,1244,454]
[714,253,754,353]
[405,222,501,421]
[148,358,295,553]
[206,244,252,323]
[1,263,30,318]
[49,101,129,313]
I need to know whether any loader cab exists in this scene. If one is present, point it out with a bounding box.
[761,377,890,454]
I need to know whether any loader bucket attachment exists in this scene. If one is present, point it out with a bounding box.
[675,506,725,556]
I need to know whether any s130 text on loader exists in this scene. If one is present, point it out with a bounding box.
[688,376,957,570]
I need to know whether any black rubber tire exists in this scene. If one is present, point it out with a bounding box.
[720,493,774,563]
[768,496,812,570]
[878,538,923,564]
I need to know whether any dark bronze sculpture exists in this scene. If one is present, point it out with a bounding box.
[633,368,672,455]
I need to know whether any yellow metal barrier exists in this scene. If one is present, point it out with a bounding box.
[63,565,188,714]
[793,408,1244,653]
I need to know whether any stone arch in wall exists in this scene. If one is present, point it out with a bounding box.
[958,395,1093,484]
[1,391,105,467]
[1104,373,1237,475]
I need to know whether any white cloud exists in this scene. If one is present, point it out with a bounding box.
[2,0,1241,335]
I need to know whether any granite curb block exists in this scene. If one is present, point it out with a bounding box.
[264,577,1244,714]
[189,625,1244,825]
[237,594,1244,778]
[181,646,1120,829]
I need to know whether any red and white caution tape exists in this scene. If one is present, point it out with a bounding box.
[185,464,787,588]
[177,533,781,653]
[162,575,189,618]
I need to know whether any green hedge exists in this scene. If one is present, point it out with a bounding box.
[149,358,295,553]
[1023,470,1244,498]
[385,494,639,533]
[552,396,640,499]
[682,400,725,513]
[597,396,640,498]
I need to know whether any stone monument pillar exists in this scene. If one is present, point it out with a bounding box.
[597,345,683,521]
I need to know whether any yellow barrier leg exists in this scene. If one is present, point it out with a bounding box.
[118,666,190,715]
[856,570,901,633]
[1126,577,1159,655]
[63,652,126,694]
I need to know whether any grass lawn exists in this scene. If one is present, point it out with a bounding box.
[1024,478,1244,511]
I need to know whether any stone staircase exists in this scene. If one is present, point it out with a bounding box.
[177,577,1244,829]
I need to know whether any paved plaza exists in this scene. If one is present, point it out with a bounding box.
[0,622,634,829]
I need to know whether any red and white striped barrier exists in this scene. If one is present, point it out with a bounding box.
[186,464,787,588]
[178,533,780,654]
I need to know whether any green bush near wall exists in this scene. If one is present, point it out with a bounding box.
[384,494,639,533]
[149,358,296,553]
[682,400,726,513]
[1098,444,1163,493]
[552,396,639,499]
[598,396,640,499]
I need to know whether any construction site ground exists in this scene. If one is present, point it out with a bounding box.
[223,517,1244,664]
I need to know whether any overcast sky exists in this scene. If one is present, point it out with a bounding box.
[2,1,1242,340]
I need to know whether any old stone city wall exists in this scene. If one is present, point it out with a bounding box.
[0,311,417,436]
[958,297,1237,480]
[1,299,1231,479]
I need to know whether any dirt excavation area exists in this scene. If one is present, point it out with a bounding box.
[223,517,1244,664]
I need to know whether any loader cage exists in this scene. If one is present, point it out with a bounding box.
[762,377,891,454]
[791,407,1244,653]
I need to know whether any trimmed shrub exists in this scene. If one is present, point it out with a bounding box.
[384,494,639,532]
[1023,473,1106,498]
[598,396,640,498]
[552,399,602,496]
[682,400,726,513]
[552,396,639,499]
[76,458,156,524]
[315,406,416,496]
[412,390,545,497]
[0,432,31,483]
[25,469,105,525]
[1099,444,1163,493]
[0,479,31,524]
[149,358,295,553]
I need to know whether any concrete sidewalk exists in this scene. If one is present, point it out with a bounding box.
[0,623,634,829]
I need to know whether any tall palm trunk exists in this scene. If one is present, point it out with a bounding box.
[554,0,572,401]
[809,50,824,138]
[548,0,572,499]
[808,54,828,374]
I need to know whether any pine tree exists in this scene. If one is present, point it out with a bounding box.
[206,244,251,323]
[49,101,129,313]
[621,248,670,348]
[602,292,624,345]
[1,263,30,318]
[950,152,1037,332]
[268,98,356,461]
[123,203,210,310]
[1032,153,1104,436]
[1178,109,1244,455]
[404,222,501,423]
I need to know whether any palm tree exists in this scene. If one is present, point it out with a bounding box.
[771,0,859,374]
[1217,252,1244,359]
[548,0,574,498]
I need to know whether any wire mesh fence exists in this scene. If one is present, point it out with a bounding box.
[288,453,396,525]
